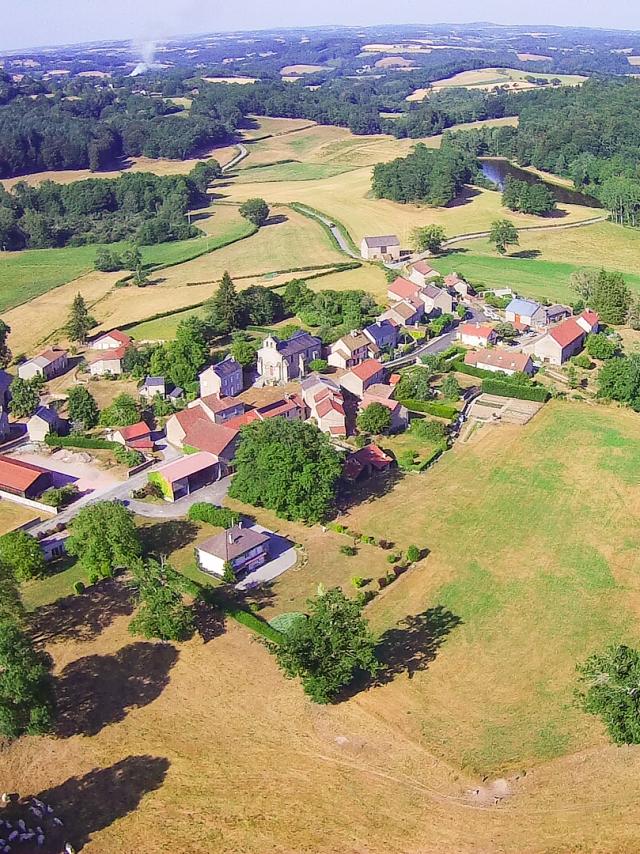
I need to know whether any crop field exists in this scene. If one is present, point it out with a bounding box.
[9,403,640,852]
[406,67,587,100]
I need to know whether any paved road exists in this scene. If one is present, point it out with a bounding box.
[127,476,232,518]
[220,144,249,173]
[386,304,488,369]
[291,205,359,258]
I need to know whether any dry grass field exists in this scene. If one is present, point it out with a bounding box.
[406,68,587,100]
[0,499,43,535]
[8,402,640,852]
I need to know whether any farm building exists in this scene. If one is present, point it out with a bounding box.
[150,451,223,502]
[523,317,587,365]
[0,454,53,500]
[360,234,400,261]
[91,329,132,350]
[111,421,154,450]
[504,298,547,329]
[196,523,270,578]
[88,346,127,376]
[18,347,68,381]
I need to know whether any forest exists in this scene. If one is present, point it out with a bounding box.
[371,144,475,205]
[0,161,220,249]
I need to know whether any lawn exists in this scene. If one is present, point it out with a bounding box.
[0,499,42,536]
[346,401,640,774]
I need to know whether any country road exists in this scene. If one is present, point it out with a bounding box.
[221,144,249,173]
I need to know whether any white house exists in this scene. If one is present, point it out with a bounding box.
[464,348,534,376]
[457,323,498,348]
[419,284,453,317]
[360,235,400,261]
[196,524,270,578]
[199,356,244,398]
[91,329,132,351]
[327,331,376,370]
[256,331,322,385]
[522,317,586,366]
[19,348,68,381]
[407,261,441,288]
[27,406,65,442]
[88,346,126,376]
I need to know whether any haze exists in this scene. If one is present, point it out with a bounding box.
[2,0,640,52]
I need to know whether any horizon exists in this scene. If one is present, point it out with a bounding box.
[3,2,640,54]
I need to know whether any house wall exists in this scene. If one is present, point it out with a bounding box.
[460,333,493,347]
[27,417,55,443]
[197,549,225,576]
[165,415,187,448]
[532,335,563,365]
[90,359,121,376]
[200,366,243,398]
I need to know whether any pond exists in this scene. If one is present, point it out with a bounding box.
[479,157,601,208]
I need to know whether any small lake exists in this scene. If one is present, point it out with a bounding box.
[479,157,601,208]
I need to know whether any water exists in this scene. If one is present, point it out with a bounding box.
[479,157,601,208]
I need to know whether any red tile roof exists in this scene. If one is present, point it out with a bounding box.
[411,261,437,276]
[549,318,585,348]
[0,455,50,492]
[117,421,151,441]
[349,359,384,382]
[388,277,421,300]
[579,309,599,329]
[88,346,127,364]
[459,323,495,339]
[316,397,345,418]
[94,329,132,347]
[183,420,239,458]
[39,347,67,364]
[464,348,532,372]
[343,444,393,480]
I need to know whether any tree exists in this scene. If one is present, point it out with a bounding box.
[308,358,329,373]
[229,338,257,368]
[9,377,41,418]
[590,271,630,325]
[65,293,96,344]
[586,333,617,361]
[395,367,432,401]
[0,531,46,581]
[577,645,640,744]
[441,374,461,400]
[129,559,195,642]
[239,197,270,227]
[99,393,140,427]
[0,319,11,368]
[66,385,99,428]
[121,245,143,277]
[95,247,124,272]
[229,419,342,523]
[502,177,555,215]
[66,501,142,580]
[597,355,640,409]
[494,321,519,339]
[409,225,447,254]
[357,402,392,435]
[410,417,447,443]
[269,587,379,704]
[222,561,237,584]
[0,616,53,738]
[489,219,519,255]
[207,271,244,335]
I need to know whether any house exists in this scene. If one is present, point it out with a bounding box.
[576,309,599,334]
[18,347,68,381]
[464,348,534,377]
[301,375,346,436]
[91,329,132,351]
[360,234,400,261]
[88,346,126,376]
[387,276,421,304]
[523,317,586,365]
[363,319,398,352]
[545,304,572,325]
[225,395,306,428]
[407,261,441,287]
[418,283,453,317]
[380,299,423,328]
[256,331,322,385]
[444,273,473,298]
[196,523,270,578]
[139,376,166,399]
[328,331,377,370]
[0,454,53,500]
[167,387,184,404]
[189,395,245,425]
[340,358,386,399]
[27,406,66,442]
[182,420,239,466]
[40,530,70,562]
[360,386,409,432]
[457,323,498,347]
[151,451,223,501]
[111,421,154,450]
[504,298,548,329]
[199,356,244,398]
[343,443,394,480]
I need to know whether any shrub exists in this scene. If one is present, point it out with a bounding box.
[351,576,366,588]
[73,580,85,595]
[572,353,594,369]
[340,545,357,557]
[41,484,78,508]
[387,553,399,564]
[450,360,497,380]
[188,503,240,528]
[406,545,421,563]
[410,417,447,443]
[113,445,144,467]
[227,607,284,644]
[308,359,329,373]
[481,378,549,402]
[222,561,237,584]
[45,434,119,451]
[269,612,307,635]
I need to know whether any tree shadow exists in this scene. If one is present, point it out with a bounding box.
[36,754,170,850]
[55,642,179,738]
[445,186,481,208]
[140,519,199,558]
[193,583,277,643]
[29,579,134,645]
[541,207,569,219]
[336,467,404,512]
[264,213,288,226]
[510,249,542,259]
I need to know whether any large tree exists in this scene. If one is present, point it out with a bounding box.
[409,225,447,254]
[489,219,519,255]
[357,402,392,435]
[0,615,54,738]
[9,377,42,418]
[229,419,342,523]
[0,531,46,581]
[0,319,12,369]
[66,385,99,429]
[269,587,379,703]
[207,271,244,336]
[597,355,640,409]
[66,501,142,580]
[239,197,270,227]
[129,559,195,642]
[572,269,630,325]
[99,393,140,427]
[577,645,640,744]
[65,293,96,344]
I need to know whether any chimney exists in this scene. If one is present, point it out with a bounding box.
[227,531,233,544]
[238,520,243,528]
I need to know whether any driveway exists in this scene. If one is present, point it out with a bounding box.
[127,476,233,518]
[235,524,298,590]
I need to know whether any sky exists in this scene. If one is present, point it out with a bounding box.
[2,0,640,52]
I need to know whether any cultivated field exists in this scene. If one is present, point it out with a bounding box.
[406,67,587,100]
[8,403,640,852]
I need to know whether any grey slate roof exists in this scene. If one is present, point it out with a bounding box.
[275,331,321,357]
[363,234,400,248]
[198,525,270,561]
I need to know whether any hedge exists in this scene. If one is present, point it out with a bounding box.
[45,435,119,451]
[226,608,284,644]
[398,399,458,420]
[187,503,239,528]
[290,202,359,254]
[481,378,549,402]
[416,445,446,471]
[451,360,500,380]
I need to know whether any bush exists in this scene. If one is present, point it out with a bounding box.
[450,360,498,380]
[268,612,307,635]
[222,561,237,584]
[187,503,239,528]
[41,484,78,508]
[227,607,284,644]
[387,553,400,564]
[481,378,549,402]
[308,359,329,373]
[351,576,366,589]
[113,445,144,467]
[45,434,118,451]
[73,580,85,595]
[572,353,595,369]
[410,418,447,443]
[406,545,421,563]
[340,545,357,556]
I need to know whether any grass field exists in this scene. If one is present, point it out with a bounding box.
[0,499,42,536]
[9,402,640,852]
[407,67,587,100]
